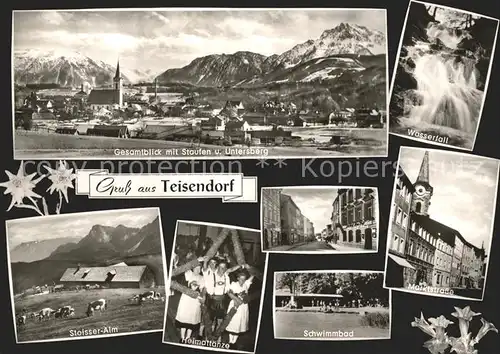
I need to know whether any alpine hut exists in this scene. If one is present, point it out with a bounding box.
[59,265,156,289]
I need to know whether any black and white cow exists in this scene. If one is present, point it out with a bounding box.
[38,308,56,321]
[133,291,164,304]
[55,306,75,318]
[86,299,107,317]
[16,314,26,327]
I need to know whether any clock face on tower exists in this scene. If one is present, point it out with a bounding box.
[415,185,426,196]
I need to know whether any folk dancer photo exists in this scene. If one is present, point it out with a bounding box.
[204,258,239,340]
[175,265,205,341]
[226,266,254,346]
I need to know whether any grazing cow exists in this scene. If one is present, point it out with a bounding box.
[133,291,164,305]
[16,314,26,327]
[129,294,140,303]
[53,285,64,293]
[38,308,56,321]
[55,306,75,319]
[28,312,38,320]
[86,299,106,317]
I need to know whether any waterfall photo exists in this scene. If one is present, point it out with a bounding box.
[388,0,499,150]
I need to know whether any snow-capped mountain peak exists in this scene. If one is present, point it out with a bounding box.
[269,22,386,69]
[13,49,124,88]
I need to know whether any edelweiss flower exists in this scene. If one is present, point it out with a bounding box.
[452,306,481,337]
[412,312,437,337]
[44,160,76,202]
[473,318,498,344]
[0,161,43,210]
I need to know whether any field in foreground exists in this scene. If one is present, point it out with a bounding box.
[15,129,387,158]
[274,309,390,339]
[14,288,165,342]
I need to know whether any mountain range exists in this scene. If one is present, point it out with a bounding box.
[10,216,162,264]
[14,49,155,87]
[13,23,385,88]
[10,237,81,263]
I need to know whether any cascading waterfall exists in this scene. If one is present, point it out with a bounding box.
[406,22,483,133]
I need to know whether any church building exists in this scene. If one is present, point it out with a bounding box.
[387,151,486,290]
[87,60,124,111]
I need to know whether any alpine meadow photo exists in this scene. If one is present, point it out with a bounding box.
[6,207,167,343]
[163,221,267,353]
[12,8,389,160]
[384,146,499,301]
[389,1,499,150]
[273,270,391,341]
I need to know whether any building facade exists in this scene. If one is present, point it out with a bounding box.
[432,237,453,288]
[386,151,488,292]
[405,221,437,285]
[451,236,464,288]
[390,167,414,257]
[404,153,437,286]
[280,194,303,246]
[460,242,474,288]
[386,167,416,288]
[470,246,486,289]
[303,217,314,241]
[295,208,304,244]
[262,188,282,249]
[331,188,378,250]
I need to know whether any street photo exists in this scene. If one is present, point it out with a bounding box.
[261,187,379,253]
[13,8,388,160]
[274,270,391,340]
[6,207,167,343]
[384,146,499,300]
[163,221,267,353]
[389,1,499,150]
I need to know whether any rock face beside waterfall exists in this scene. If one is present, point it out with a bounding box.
[390,2,498,124]
[456,18,498,90]
[401,2,436,46]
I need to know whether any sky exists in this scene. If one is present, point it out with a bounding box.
[13,9,386,76]
[280,188,339,232]
[399,147,499,250]
[7,208,159,249]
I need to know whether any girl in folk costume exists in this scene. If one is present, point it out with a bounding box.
[175,265,205,341]
[226,266,255,345]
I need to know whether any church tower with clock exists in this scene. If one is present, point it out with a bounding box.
[411,151,434,216]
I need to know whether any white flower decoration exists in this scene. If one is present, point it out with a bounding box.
[44,160,76,204]
[0,160,75,216]
[0,161,44,215]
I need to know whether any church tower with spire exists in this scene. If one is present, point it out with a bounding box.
[411,151,434,216]
[113,59,123,107]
